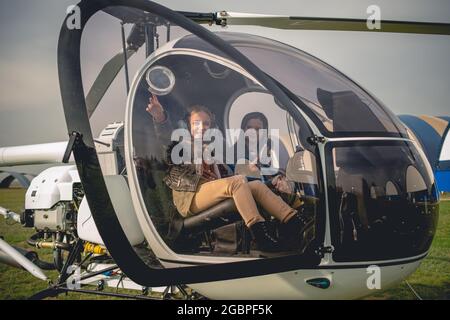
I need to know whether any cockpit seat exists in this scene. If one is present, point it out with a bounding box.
[170,199,241,239]
[183,199,241,234]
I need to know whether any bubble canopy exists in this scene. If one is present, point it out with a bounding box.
[126,38,323,260]
[126,30,437,266]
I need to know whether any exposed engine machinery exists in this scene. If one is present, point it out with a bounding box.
[0,124,127,272]
[22,165,83,269]
[25,167,81,229]
[23,122,124,230]
[1,166,87,277]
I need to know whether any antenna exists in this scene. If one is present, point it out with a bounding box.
[120,22,130,93]
[144,24,155,57]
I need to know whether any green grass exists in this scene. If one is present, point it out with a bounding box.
[366,195,450,300]
[1,188,449,300]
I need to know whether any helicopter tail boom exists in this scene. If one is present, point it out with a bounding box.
[0,141,73,167]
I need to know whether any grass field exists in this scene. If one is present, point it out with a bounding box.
[1,188,449,300]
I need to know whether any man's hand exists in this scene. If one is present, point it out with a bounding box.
[248,163,260,173]
[272,175,293,194]
[146,95,166,123]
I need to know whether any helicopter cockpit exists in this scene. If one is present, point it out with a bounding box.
[127,37,321,257]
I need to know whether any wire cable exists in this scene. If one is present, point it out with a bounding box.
[405,280,423,300]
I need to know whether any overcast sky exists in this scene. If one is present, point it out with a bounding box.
[0,0,449,157]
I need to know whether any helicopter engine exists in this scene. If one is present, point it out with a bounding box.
[21,122,126,235]
[24,166,81,234]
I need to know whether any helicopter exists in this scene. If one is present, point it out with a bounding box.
[0,0,447,300]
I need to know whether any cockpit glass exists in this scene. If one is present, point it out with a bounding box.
[327,140,439,262]
[130,49,322,257]
[234,44,405,136]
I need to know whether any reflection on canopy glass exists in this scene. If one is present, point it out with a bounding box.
[173,33,407,136]
[328,141,439,262]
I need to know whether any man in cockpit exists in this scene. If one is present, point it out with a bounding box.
[234,112,303,211]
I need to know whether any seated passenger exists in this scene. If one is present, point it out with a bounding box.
[235,112,303,210]
[146,96,312,252]
[234,112,274,180]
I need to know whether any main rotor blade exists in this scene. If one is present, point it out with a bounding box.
[216,12,450,35]
[103,6,214,26]
[103,6,152,24]
[85,48,137,118]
